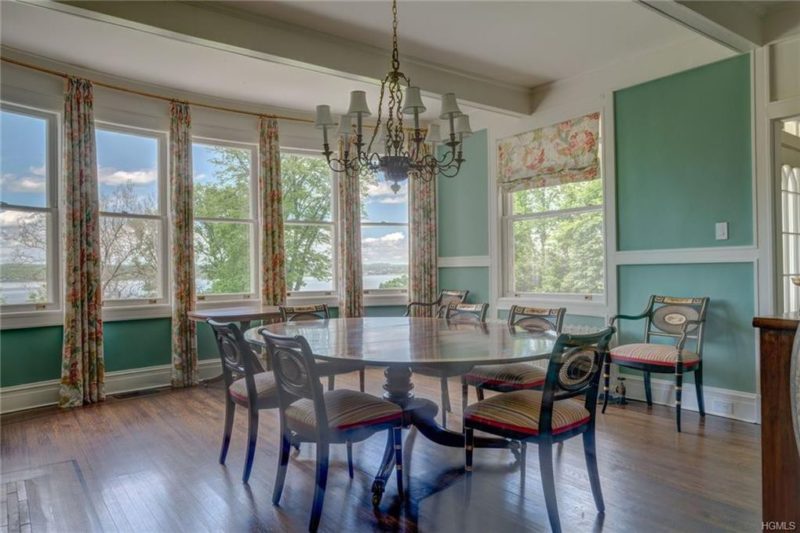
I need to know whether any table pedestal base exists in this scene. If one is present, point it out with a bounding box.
[371,366,517,505]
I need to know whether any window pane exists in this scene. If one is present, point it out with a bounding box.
[362,225,408,289]
[193,143,251,219]
[512,210,604,295]
[512,179,602,215]
[97,129,159,214]
[285,225,334,292]
[0,210,48,304]
[282,154,333,222]
[194,221,252,294]
[0,109,48,208]
[361,172,409,223]
[100,216,161,300]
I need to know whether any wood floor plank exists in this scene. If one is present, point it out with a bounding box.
[0,369,760,532]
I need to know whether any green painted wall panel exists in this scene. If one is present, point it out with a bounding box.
[615,54,752,250]
[617,263,756,393]
[104,319,173,371]
[438,267,489,305]
[0,326,62,387]
[437,129,489,257]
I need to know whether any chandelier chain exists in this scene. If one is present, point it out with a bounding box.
[391,0,400,72]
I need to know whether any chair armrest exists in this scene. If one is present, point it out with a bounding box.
[404,301,438,317]
[608,311,649,327]
[675,319,704,355]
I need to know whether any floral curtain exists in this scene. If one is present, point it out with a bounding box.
[60,77,105,408]
[170,101,198,388]
[497,112,600,192]
[259,117,287,306]
[336,137,364,317]
[409,143,438,317]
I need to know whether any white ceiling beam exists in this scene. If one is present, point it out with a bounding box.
[637,0,763,52]
[48,0,531,116]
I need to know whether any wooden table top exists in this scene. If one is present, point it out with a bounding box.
[188,305,281,323]
[245,317,557,367]
[753,311,800,331]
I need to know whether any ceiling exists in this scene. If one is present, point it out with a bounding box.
[223,0,701,87]
[1,0,718,120]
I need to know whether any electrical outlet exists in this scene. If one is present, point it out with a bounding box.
[715,222,728,240]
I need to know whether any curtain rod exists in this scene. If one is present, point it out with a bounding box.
[1,56,316,124]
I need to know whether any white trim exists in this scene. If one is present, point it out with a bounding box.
[614,246,760,265]
[620,374,759,424]
[0,359,223,414]
[0,310,62,330]
[437,256,490,268]
[496,297,608,318]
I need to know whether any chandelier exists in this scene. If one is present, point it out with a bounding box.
[314,0,471,193]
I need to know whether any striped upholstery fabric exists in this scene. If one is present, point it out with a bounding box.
[610,343,700,368]
[229,372,279,406]
[464,390,590,436]
[464,363,546,389]
[286,389,402,433]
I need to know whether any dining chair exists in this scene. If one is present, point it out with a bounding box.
[405,289,469,317]
[260,328,404,532]
[464,327,615,533]
[461,305,566,413]
[279,304,366,392]
[602,295,710,432]
[208,319,279,484]
[415,302,489,428]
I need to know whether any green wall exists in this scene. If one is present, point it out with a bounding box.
[615,54,752,251]
[617,263,756,393]
[439,267,490,304]
[437,129,489,258]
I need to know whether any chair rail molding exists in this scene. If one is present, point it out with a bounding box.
[438,256,491,268]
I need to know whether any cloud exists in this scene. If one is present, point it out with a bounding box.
[366,180,407,204]
[0,209,38,228]
[1,173,46,193]
[29,166,45,176]
[98,167,157,186]
[363,231,405,245]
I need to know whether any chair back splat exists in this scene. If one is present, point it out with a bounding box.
[441,302,489,323]
[280,304,330,322]
[643,295,709,351]
[208,319,264,391]
[508,305,566,333]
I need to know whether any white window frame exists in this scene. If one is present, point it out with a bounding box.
[360,177,410,301]
[96,121,169,309]
[282,150,339,303]
[500,128,606,307]
[0,102,61,320]
[192,137,259,304]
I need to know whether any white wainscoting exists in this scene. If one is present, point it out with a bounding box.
[618,374,759,424]
[0,359,222,414]
[437,256,491,268]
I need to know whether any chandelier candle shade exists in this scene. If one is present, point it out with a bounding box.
[314,0,469,192]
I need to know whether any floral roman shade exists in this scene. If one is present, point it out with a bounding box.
[336,137,364,318]
[60,77,105,408]
[169,101,198,388]
[259,116,287,306]
[497,112,600,192]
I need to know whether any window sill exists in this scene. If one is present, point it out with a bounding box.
[0,310,63,330]
[497,296,608,317]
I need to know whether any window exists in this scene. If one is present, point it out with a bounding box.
[192,140,257,300]
[96,125,167,303]
[0,105,58,310]
[503,140,604,300]
[282,153,336,295]
[779,117,800,313]
[361,174,409,292]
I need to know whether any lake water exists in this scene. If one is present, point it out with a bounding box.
[1,274,405,304]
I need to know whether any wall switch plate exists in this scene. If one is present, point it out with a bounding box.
[715,222,728,240]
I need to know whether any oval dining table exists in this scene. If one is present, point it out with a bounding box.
[245,316,557,504]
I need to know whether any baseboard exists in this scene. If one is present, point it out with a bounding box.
[620,374,759,424]
[0,359,222,414]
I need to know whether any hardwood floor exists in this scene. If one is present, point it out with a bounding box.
[0,370,760,532]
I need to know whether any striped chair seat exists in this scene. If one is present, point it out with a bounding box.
[229,372,279,407]
[610,343,700,368]
[464,390,590,436]
[286,389,402,434]
[464,363,546,389]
